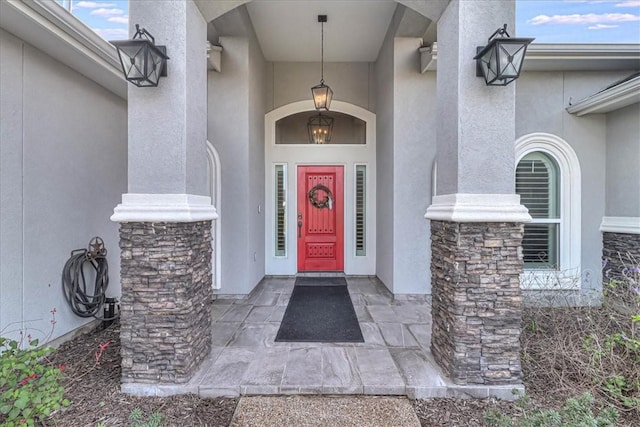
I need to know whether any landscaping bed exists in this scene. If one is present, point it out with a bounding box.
[3,269,637,426]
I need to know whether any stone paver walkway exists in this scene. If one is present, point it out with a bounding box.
[193,276,447,398]
[123,276,521,399]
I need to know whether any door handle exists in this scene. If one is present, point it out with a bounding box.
[297,213,303,238]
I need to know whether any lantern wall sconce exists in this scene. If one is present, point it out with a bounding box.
[311,15,333,111]
[307,113,334,144]
[111,24,170,87]
[474,24,534,86]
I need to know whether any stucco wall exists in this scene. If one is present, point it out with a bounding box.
[375,8,398,292]
[248,25,267,290]
[374,6,436,295]
[605,103,640,217]
[516,70,632,291]
[208,8,267,295]
[0,29,127,343]
[128,0,208,196]
[392,37,435,295]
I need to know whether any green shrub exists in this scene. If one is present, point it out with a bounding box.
[0,337,70,426]
[484,392,619,427]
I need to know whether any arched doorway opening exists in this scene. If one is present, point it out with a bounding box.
[264,100,376,276]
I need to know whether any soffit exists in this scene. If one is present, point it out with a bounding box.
[0,0,126,99]
[421,43,640,72]
[245,0,398,62]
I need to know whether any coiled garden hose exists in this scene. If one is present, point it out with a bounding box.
[62,237,112,319]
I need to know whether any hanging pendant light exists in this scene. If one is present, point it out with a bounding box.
[307,113,334,144]
[311,15,333,111]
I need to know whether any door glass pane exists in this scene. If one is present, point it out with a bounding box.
[275,164,286,256]
[355,165,366,256]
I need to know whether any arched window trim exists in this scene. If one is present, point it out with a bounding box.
[515,133,581,290]
[206,141,222,290]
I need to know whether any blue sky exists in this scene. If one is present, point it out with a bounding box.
[58,0,640,43]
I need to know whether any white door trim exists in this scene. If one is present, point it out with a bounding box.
[265,100,376,276]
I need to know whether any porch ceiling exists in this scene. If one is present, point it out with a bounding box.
[245,0,397,62]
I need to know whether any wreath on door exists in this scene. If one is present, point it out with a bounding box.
[308,184,334,209]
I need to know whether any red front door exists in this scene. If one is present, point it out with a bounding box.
[297,166,344,271]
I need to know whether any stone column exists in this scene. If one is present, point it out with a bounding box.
[111,0,217,392]
[425,0,531,386]
[601,217,640,282]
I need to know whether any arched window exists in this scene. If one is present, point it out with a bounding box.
[516,152,560,268]
[515,133,581,289]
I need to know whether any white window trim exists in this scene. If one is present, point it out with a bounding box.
[515,133,582,290]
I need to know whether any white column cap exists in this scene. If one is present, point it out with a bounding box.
[111,194,218,223]
[425,193,532,223]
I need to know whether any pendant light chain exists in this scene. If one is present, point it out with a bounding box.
[310,14,333,112]
[320,19,325,84]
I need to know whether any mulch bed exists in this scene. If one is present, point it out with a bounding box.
[45,322,237,426]
[43,320,522,426]
[413,398,519,427]
[43,313,637,426]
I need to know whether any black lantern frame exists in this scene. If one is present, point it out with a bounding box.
[307,113,334,144]
[474,24,534,86]
[311,15,333,111]
[111,25,170,87]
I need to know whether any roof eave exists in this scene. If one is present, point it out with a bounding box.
[420,42,640,73]
[0,0,126,99]
[566,75,640,116]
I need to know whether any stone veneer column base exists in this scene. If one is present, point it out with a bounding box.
[430,220,524,385]
[603,232,640,282]
[119,221,212,384]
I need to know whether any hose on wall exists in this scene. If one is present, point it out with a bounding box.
[62,237,111,318]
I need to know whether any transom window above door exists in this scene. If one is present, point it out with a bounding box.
[275,111,366,145]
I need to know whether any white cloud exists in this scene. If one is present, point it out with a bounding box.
[528,12,640,25]
[107,15,128,24]
[563,0,618,3]
[90,8,124,17]
[76,1,116,8]
[588,23,620,28]
[93,28,128,40]
[615,1,640,7]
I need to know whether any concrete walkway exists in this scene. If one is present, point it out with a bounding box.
[122,276,521,399]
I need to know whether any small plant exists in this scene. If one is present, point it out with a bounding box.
[128,407,165,427]
[484,392,619,427]
[0,337,70,426]
[94,340,111,367]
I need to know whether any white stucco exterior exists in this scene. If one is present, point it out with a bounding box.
[1,0,639,346]
[0,26,127,343]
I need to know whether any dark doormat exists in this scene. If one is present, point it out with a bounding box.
[275,277,364,342]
